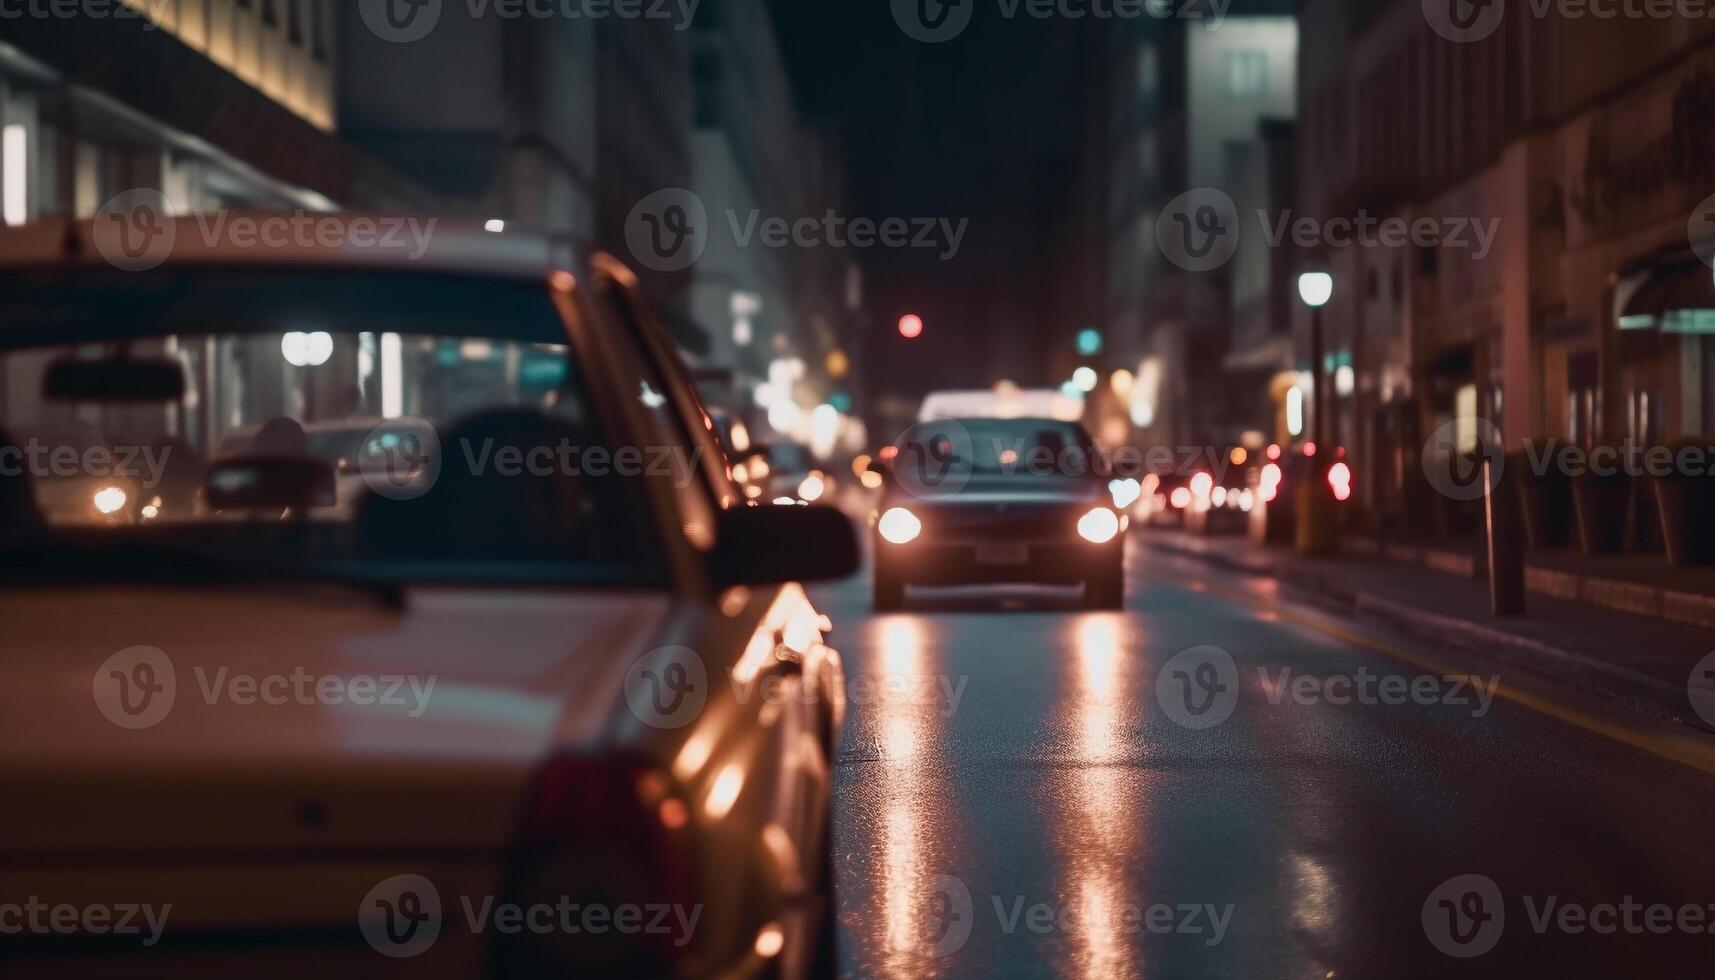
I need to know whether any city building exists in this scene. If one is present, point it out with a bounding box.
[1299,0,1715,533]
[688,0,863,452]
[1082,0,1297,451]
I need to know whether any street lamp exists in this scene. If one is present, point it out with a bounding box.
[1296,271,1335,557]
[1297,272,1333,446]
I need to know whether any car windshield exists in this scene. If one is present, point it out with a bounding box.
[0,269,660,586]
[895,418,1097,480]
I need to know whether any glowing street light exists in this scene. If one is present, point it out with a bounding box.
[1297,272,1334,309]
[898,314,924,339]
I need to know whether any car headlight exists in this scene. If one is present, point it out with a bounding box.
[1077,506,1120,544]
[878,507,922,544]
[798,473,826,503]
[93,486,128,515]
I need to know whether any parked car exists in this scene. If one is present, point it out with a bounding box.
[868,417,1126,610]
[0,217,857,979]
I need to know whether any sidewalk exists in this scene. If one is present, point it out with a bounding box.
[1142,528,1715,734]
[1338,532,1715,630]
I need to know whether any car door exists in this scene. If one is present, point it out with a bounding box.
[584,256,840,965]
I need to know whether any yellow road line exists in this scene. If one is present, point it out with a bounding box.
[1197,579,1715,777]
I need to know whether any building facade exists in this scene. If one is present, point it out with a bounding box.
[1300,0,1715,531]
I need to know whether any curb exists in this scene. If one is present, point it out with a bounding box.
[1144,535,1711,734]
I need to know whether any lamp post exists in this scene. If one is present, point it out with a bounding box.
[1297,272,1333,445]
[1296,272,1335,556]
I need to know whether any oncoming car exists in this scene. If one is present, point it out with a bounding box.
[0,217,858,979]
[868,417,1126,610]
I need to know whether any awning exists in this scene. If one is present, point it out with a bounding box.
[1618,258,1715,333]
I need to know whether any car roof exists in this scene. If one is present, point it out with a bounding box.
[0,215,579,282]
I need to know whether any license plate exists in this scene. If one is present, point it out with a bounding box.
[975,544,1029,565]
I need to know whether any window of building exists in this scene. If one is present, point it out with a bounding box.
[1226,51,1268,99]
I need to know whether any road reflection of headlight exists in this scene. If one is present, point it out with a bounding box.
[1078,507,1120,544]
[93,486,128,515]
[878,507,921,544]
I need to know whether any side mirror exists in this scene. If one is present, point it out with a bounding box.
[710,504,859,587]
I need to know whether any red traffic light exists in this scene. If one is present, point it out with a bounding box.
[898,314,924,339]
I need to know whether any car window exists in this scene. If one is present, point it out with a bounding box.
[898,418,1098,479]
[600,274,739,511]
[588,272,720,550]
[0,269,662,586]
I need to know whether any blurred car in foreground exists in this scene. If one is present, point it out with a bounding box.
[868,417,1126,610]
[0,217,857,979]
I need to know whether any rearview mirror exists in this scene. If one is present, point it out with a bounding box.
[710,504,859,587]
[205,457,336,512]
[44,357,187,403]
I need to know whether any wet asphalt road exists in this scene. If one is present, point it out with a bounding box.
[812,534,1715,979]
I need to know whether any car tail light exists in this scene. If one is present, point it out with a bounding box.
[1259,463,1282,503]
[492,755,698,978]
[1328,461,1353,502]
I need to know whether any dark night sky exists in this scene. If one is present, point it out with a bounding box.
[763,3,1096,401]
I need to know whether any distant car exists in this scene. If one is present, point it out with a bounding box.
[1184,451,1255,536]
[733,442,836,507]
[869,417,1126,610]
[0,217,857,978]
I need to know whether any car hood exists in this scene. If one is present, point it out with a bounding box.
[0,585,671,857]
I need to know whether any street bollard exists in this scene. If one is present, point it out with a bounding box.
[1484,456,1525,615]
[1295,458,1337,557]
